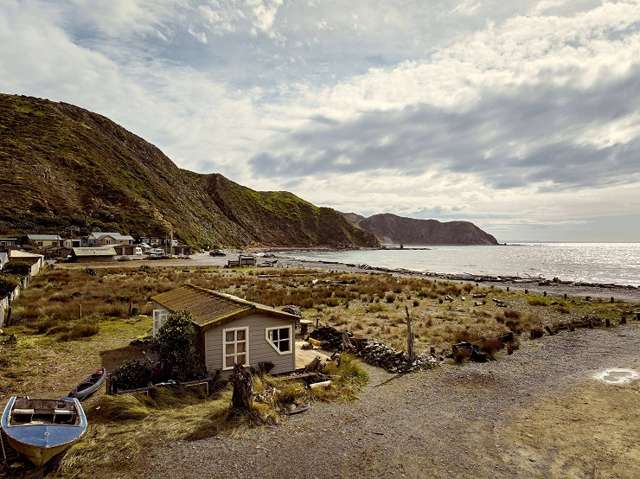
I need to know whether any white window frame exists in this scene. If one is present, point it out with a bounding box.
[152,309,169,336]
[265,326,293,355]
[222,326,250,370]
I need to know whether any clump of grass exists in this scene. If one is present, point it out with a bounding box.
[90,395,151,421]
[366,303,385,313]
[528,296,550,306]
[58,321,100,342]
[503,309,521,320]
[385,293,396,303]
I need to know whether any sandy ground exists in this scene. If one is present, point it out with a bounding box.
[146,323,640,479]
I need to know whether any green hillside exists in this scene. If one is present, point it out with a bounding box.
[0,94,378,248]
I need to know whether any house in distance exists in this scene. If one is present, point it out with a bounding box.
[151,285,300,377]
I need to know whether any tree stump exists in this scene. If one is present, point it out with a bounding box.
[230,364,253,414]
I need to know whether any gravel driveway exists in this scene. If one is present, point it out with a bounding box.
[146,324,640,478]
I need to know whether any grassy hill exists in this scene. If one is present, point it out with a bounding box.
[0,94,378,248]
[344,213,498,245]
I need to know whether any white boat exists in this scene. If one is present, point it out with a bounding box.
[1,396,88,467]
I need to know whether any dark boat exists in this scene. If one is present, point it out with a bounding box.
[68,368,106,401]
[1,396,88,467]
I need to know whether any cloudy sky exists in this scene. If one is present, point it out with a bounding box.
[2,0,640,241]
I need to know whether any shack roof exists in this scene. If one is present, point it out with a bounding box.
[151,285,299,330]
[9,250,44,259]
[27,234,62,241]
[72,246,117,257]
[88,232,135,242]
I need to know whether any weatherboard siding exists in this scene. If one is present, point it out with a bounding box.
[204,313,296,377]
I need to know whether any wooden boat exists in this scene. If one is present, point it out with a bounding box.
[68,367,106,401]
[1,396,88,467]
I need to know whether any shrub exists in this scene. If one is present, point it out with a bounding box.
[110,359,154,391]
[156,311,205,381]
[0,275,19,297]
[385,293,396,303]
[2,261,31,277]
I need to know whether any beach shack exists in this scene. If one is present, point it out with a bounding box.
[26,234,63,248]
[0,236,19,249]
[87,232,135,246]
[71,246,117,263]
[151,285,298,377]
[8,250,45,277]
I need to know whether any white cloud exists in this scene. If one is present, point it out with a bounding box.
[1,0,639,240]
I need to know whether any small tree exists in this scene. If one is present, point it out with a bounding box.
[155,311,205,381]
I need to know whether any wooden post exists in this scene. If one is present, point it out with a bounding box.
[0,429,8,466]
[405,306,415,363]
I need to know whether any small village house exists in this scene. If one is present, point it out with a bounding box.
[0,236,19,248]
[63,238,83,249]
[9,250,45,276]
[26,234,63,248]
[87,232,135,246]
[151,285,299,377]
[71,246,117,263]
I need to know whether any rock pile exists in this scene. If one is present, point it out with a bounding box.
[309,326,438,373]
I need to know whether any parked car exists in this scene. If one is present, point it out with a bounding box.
[209,249,226,257]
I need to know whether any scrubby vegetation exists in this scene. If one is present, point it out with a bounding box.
[8,265,635,359]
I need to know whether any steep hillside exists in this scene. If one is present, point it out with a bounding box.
[346,213,498,245]
[0,94,377,248]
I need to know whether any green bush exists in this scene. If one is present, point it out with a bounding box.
[111,359,153,391]
[0,275,19,297]
[2,261,32,277]
[156,311,206,381]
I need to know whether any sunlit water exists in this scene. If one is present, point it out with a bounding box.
[281,243,640,286]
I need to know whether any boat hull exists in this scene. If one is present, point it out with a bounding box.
[4,436,72,467]
[1,396,88,467]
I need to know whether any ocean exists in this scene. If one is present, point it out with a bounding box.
[280,243,640,287]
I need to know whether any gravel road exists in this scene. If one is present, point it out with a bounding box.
[146,323,640,479]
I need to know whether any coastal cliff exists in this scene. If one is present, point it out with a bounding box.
[344,212,498,245]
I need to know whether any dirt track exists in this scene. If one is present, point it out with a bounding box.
[147,323,640,479]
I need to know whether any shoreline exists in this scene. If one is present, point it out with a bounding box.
[271,254,640,302]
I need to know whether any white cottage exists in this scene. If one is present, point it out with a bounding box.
[151,285,299,377]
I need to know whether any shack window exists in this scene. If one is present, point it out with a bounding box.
[152,309,169,336]
[223,327,249,370]
[266,326,292,354]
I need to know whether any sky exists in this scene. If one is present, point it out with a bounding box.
[1,0,639,242]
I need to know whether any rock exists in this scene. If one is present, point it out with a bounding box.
[451,341,489,363]
[530,328,544,339]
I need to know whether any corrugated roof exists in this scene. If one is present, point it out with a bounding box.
[88,232,134,241]
[151,285,298,329]
[72,246,117,256]
[27,234,62,241]
[9,250,44,259]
